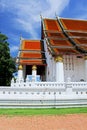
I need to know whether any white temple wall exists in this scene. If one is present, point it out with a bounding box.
[63,55,85,82]
[44,40,85,82]
[85,58,87,81]
[45,54,85,82]
[45,53,85,82]
[44,40,56,81]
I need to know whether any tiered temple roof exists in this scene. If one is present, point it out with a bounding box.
[42,17,87,55]
[17,40,46,65]
[17,17,87,65]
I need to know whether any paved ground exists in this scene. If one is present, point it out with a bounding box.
[0,114,87,130]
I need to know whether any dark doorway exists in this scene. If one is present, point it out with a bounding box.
[26,65,46,81]
[26,65,32,75]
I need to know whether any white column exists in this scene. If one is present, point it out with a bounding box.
[85,56,87,81]
[32,65,37,82]
[18,65,23,81]
[55,56,64,82]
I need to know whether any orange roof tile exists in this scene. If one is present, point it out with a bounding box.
[67,32,87,37]
[72,38,87,52]
[47,32,65,38]
[60,18,87,31]
[43,19,78,54]
[49,39,72,46]
[60,18,87,53]
[20,52,42,59]
[43,18,87,54]
[72,38,87,45]
[21,40,41,50]
[18,40,46,65]
[44,19,61,31]
[19,60,44,65]
[53,48,79,54]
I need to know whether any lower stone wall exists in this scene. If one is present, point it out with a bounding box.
[0,82,87,108]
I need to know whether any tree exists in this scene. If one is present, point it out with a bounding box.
[0,33,16,86]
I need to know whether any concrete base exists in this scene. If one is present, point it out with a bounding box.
[0,82,87,108]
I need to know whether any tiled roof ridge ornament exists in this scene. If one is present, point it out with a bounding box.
[20,34,24,41]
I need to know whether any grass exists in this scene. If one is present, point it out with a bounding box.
[0,107,87,116]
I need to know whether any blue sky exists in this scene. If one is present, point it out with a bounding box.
[0,0,87,57]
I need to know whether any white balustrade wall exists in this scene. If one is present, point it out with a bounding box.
[0,80,87,108]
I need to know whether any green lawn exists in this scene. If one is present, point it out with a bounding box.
[0,107,87,116]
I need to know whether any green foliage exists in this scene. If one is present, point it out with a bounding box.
[0,33,16,86]
[0,107,87,116]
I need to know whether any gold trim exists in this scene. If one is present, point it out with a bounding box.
[55,56,63,62]
[84,55,87,60]
[18,65,23,70]
[32,65,37,70]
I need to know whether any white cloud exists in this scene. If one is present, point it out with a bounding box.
[42,0,70,17]
[0,0,70,55]
[0,0,70,38]
[7,33,20,55]
[10,45,19,53]
[16,18,39,39]
[1,0,87,56]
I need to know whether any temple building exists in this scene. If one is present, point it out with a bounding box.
[1,16,87,108]
[16,16,87,82]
